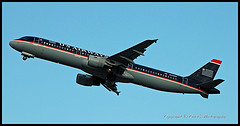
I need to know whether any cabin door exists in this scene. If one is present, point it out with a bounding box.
[182,77,188,84]
[33,37,44,55]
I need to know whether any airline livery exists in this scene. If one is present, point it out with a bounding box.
[9,36,224,98]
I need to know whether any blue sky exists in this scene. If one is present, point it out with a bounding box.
[2,2,238,124]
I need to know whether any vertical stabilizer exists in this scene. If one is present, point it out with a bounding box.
[187,59,222,84]
[187,59,224,99]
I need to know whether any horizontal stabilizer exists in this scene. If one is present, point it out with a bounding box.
[198,79,224,89]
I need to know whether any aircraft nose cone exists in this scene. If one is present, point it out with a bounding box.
[9,40,23,52]
[9,41,16,49]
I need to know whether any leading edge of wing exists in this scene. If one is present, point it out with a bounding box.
[108,39,158,66]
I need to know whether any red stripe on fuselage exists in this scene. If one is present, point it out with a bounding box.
[126,68,208,94]
[14,39,208,94]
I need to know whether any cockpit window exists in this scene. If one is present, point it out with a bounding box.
[19,37,28,41]
[19,36,34,42]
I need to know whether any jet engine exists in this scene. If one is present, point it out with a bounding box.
[76,74,100,86]
[88,55,107,68]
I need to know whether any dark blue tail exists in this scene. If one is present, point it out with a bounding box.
[187,59,224,98]
[187,59,223,84]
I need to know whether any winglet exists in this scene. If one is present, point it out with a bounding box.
[148,39,158,43]
[153,39,158,43]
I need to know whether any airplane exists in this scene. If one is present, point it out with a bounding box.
[9,36,224,99]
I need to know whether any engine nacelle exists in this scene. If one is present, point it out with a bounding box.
[88,55,107,68]
[76,74,100,86]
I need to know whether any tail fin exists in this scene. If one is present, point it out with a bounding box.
[187,59,224,99]
[187,59,222,84]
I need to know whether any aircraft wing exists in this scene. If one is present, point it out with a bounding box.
[107,39,158,67]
